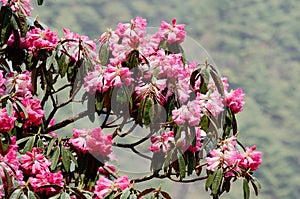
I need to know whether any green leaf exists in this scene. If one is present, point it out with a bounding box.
[99,42,109,65]
[0,6,13,45]
[22,136,36,153]
[0,164,12,194]
[8,188,22,199]
[50,146,61,170]
[206,170,216,190]
[177,152,186,180]
[243,178,250,199]
[46,138,56,156]
[129,195,137,199]
[143,97,154,126]
[28,190,37,199]
[66,148,78,168]
[161,191,172,199]
[48,193,61,199]
[250,177,261,196]
[137,97,146,125]
[163,150,173,172]
[16,99,28,119]
[16,11,27,38]
[61,145,70,172]
[187,151,195,176]
[212,168,223,195]
[58,54,68,78]
[120,188,131,199]
[60,192,71,199]
[6,99,13,117]
[137,188,155,198]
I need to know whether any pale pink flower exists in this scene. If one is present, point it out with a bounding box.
[4,71,32,97]
[86,127,113,158]
[199,90,224,117]
[62,28,97,62]
[104,64,133,88]
[149,131,174,154]
[94,176,131,199]
[25,28,58,53]
[239,145,262,171]
[156,18,186,44]
[0,0,33,16]
[115,16,147,38]
[84,65,109,94]
[20,147,51,174]
[21,97,44,128]
[70,127,113,158]
[0,107,16,133]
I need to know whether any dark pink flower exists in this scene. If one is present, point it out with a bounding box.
[25,28,58,53]
[29,170,63,195]
[0,107,16,133]
[94,176,131,199]
[20,97,44,128]
[225,88,245,114]
[104,64,133,88]
[20,147,51,174]
[239,145,262,171]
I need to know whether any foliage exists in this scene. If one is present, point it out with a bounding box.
[0,0,268,199]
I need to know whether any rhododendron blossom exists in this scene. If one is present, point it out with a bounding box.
[21,97,44,128]
[0,107,16,133]
[4,71,32,97]
[0,0,33,16]
[156,18,186,44]
[21,147,51,174]
[25,28,58,53]
[149,131,175,154]
[94,175,131,199]
[239,145,262,171]
[70,127,113,157]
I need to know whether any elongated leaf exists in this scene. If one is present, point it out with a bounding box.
[60,192,71,199]
[177,152,186,180]
[187,151,195,176]
[16,11,27,38]
[8,188,22,199]
[66,148,78,168]
[0,164,12,194]
[22,136,35,153]
[161,191,172,199]
[28,190,37,199]
[15,99,28,119]
[6,99,13,117]
[137,188,155,198]
[212,168,223,195]
[143,98,154,126]
[99,42,109,65]
[0,6,13,44]
[120,188,131,199]
[61,145,70,172]
[250,177,261,196]
[243,179,250,199]
[50,146,61,170]
[46,138,56,156]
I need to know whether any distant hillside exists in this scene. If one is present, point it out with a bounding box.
[31,1,300,198]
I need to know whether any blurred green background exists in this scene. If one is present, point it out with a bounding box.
[31,0,300,198]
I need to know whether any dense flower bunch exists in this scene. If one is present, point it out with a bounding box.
[0,1,262,199]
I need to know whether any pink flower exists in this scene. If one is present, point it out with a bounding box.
[188,127,203,153]
[104,64,133,88]
[20,97,44,128]
[225,88,245,114]
[4,71,32,97]
[86,127,113,158]
[0,70,6,95]
[156,18,186,44]
[239,145,262,171]
[29,170,63,195]
[0,137,24,187]
[62,28,97,62]
[25,28,58,53]
[115,16,147,38]
[149,131,174,154]
[0,107,16,133]
[172,97,203,126]
[199,90,224,117]
[0,0,33,16]
[84,65,109,94]
[94,176,131,199]
[21,147,51,174]
[70,127,113,158]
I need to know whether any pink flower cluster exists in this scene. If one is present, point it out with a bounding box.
[4,71,32,97]
[0,107,16,133]
[70,127,113,158]
[62,28,97,62]
[20,97,44,129]
[206,136,262,177]
[149,131,175,154]
[0,137,24,188]
[25,28,58,53]
[222,77,245,114]
[21,147,63,195]
[0,0,33,16]
[94,175,131,199]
